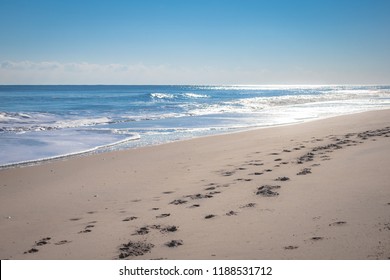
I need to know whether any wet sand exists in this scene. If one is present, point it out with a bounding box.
[0,109,389,260]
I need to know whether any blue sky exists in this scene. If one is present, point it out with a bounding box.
[0,0,389,84]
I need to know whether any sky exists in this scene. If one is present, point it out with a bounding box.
[0,0,389,85]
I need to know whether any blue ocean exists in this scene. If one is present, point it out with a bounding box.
[1,85,390,167]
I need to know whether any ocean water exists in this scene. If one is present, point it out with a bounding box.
[1,85,390,167]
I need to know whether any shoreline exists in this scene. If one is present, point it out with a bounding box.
[1,109,389,259]
[2,107,388,170]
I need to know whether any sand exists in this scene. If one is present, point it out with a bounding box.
[0,109,389,260]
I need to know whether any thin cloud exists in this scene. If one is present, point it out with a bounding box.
[0,60,277,85]
[1,60,384,85]
[0,61,179,84]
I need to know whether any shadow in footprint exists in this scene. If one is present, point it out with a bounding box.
[329,221,347,226]
[188,204,200,208]
[284,246,299,250]
[54,240,71,245]
[156,213,171,219]
[297,168,312,175]
[170,199,187,205]
[311,237,324,241]
[123,216,138,222]
[132,227,149,236]
[240,203,256,208]
[119,241,154,258]
[205,214,216,219]
[275,176,290,181]
[226,211,238,216]
[165,240,183,248]
[160,225,178,233]
[256,185,280,197]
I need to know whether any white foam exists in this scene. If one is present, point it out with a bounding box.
[150,93,175,99]
[54,117,112,129]
[0,112,32,122]
[181,93,209,98]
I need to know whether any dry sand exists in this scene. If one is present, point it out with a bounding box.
[0,109,389,260]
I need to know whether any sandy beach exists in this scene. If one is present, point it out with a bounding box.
[0,109,389,260]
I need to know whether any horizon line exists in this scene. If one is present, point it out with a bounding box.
[1,84,389,87]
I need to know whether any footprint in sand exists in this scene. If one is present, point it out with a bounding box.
[249,172,263,176]
[24,237,51,254]
[208,191,221,195]
[78,224,95,234]
[284,245,299,250]
[256,185,281,197]
[240,203,256,208]
[24,248,39,254]
[226,211,238,216]
[205,214,216,219]
[160,225,178,233]
[297,168,312,175]
[310,237,324,241]
[35,237,51,246]
[329,221,347,226]
[54,240,71,245]
[132,226,150,236]
[186,193,213,200]
[222,171,235,177]
[165,240,183,248]
[188,204,200,208]
[275,176,290,181]
[249,163,264,166]
[118,241,154,258]
[156,213,171,218]
[123,216,138,222]
[162,191,174,194]
[169,199,187,205]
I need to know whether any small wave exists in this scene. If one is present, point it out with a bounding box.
[150,93,175,99]
[120,112,186,122]
[184,89,390,116]
[80,128,139,136]
[1,116,113,133]
[195,85,333,91]
[150,92,209,100]
[54,117,112,129]
[0,112,32,122]
[181,93,209,99]
[186,104,241,116]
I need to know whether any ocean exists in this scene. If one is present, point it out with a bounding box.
[1,85,390,167]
